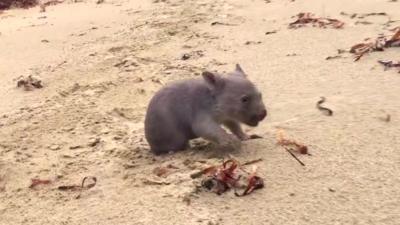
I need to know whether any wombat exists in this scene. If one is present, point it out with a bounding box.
[144,64,267,155]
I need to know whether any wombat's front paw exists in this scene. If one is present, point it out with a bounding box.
[219,135,241,151]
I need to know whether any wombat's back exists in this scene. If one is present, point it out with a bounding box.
[144,79,213,153]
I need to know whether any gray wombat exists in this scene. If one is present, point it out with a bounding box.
[144,64,267,155]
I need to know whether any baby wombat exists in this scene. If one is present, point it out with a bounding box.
[144,64,267,155]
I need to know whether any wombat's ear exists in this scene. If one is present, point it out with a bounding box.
[202,71,224,89]
[234,64,247,77]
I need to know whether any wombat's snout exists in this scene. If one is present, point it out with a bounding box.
[248,109,267,127]
[258,109,267,121]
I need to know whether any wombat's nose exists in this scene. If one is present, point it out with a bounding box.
[258,109,267,120]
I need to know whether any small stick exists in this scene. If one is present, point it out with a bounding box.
[242,158,263,166]
[284,147,305,166]
[316,97,333,116]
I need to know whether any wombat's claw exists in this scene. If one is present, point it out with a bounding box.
[240,134,262,141]
[248,134,263,139]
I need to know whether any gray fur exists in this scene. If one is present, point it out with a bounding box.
[144,64,267,155]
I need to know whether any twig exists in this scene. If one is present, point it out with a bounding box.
[316,97,333,116]
[284,147,305,166]
[242,158,263,166]
[58,176,97,199]
[211,21,238,26]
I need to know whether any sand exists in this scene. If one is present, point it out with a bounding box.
[0,0,400,224]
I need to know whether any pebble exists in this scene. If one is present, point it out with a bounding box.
[49,144,60,151]
[69,145,82,150]
[88,138,101,147]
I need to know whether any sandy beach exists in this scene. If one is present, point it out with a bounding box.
[1,0,400,224]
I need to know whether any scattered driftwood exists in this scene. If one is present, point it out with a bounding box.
[316,97,333,116]
[58,176,97,199]
[16,75,43,91]
[350,28,400,61]
[276,130,308,166]
[378,60,400,73]
[195,159,264,196]
[289,13,344,29]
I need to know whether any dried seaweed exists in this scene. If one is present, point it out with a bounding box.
[350,40,385,61]
[341,12,388,19]
[289,13,344,29]
[276,130,308,166]
[350,28,400,61]
[190,166,218,179]
[234,165,264,197]
[384,28,400,47]
[276,129,308,155]
[29,178,51,189]
[378,60,400,73]
[199,159,264,196]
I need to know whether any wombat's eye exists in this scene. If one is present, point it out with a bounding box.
[241,95,250,103]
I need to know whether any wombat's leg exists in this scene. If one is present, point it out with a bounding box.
[192,116,241,151]
[150,133,189,155]
[223,121,250,141]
